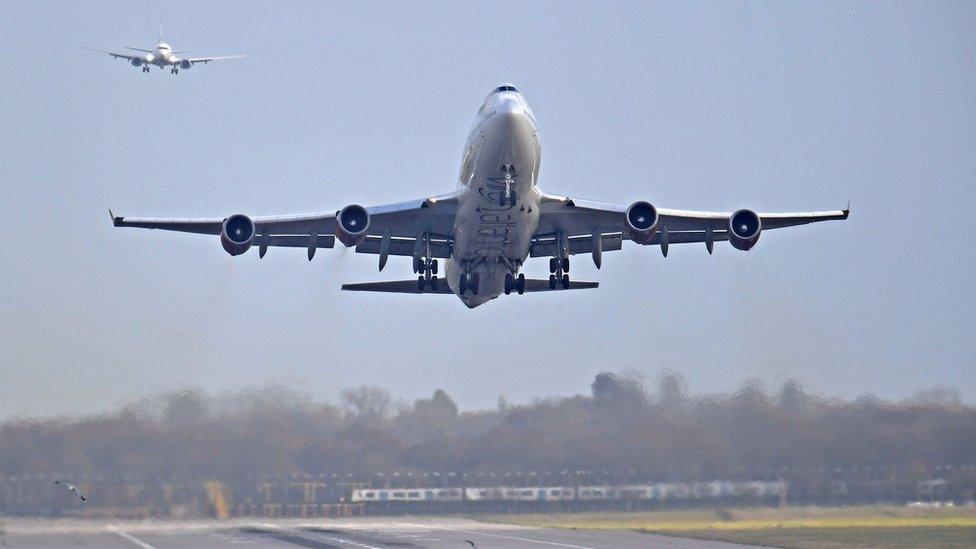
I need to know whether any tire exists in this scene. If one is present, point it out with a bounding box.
[549,258,558,273]
[562,274,570,289]
[516,273,526,295]
[417,276,425,292]
[412,256,421,273]
[549,274,557,289]
[431,260,438,275]
[430,276,438,291]
[504,273,513,295]
[562,258,570,272]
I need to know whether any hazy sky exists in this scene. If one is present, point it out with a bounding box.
[1,1,974,418]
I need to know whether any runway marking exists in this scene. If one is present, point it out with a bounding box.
[106,527,157,549]
[252,524,380,549]
[394,522,596,549]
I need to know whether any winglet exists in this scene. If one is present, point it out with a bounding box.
[109,209,122,227]
[842,201,851,219]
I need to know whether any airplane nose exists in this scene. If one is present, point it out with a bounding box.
[496,98,524,116]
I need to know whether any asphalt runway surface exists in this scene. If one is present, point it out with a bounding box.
[0,517,762,548]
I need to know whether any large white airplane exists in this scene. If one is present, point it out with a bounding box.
[112,84,849,308]
[79,23,243,74]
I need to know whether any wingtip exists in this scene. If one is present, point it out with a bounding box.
[109,209,122,226]
[842,200,851,219]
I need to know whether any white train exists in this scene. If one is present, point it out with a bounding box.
[351,481,786,503]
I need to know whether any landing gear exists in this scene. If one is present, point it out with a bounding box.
[459,272,480,296]
[142,65,150,73]
[413,233,440,292]
[504,272,526,295]
[417,272,438,292]
[171,67,179,74]
[548,254,571,289]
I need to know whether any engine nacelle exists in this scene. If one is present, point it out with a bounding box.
[625,201,659,245]
[336,204,370,247]
[131,57,143,67]
[220,214,255,256]
[179,59,192,70]
[728,209,761,251]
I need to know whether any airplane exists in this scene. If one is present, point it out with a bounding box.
[111,84,849,308]
[78,22,243,74]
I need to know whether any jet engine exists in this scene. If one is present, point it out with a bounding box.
[728,209,761,251]
[179,59,192,70]
[625,201,659,244]
[220,214,255,256]
[335,204,370,247]
[130,57,143,67]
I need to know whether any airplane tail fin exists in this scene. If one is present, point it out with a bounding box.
[158,13,163,43]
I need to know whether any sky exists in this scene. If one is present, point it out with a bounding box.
[1,1,974,419]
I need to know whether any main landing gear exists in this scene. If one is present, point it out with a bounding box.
[170,67,179,74]
[414,256,439,292]
[142,65,150,73]
[458,272,480,296]
[504,272,526,295]
[549,256,571,289]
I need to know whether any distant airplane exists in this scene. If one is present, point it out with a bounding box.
[111,84,849,308]
[78,21,243,74]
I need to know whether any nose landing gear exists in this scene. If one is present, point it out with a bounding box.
[171,67,179,74]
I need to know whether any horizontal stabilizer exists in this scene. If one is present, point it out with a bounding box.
[522,279,598,292]
[341,280,453,294]
[340,279,598,294]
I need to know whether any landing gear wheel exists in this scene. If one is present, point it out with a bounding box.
[561,274,570,289]
[412,256,421,273]
[459,274,467,295]
[509,194,516,206]
[549,274,557,289]
[470,273,480,295]
[429,276,438,291]
[417,276,425,292]
[499,193,506,207]
[504,273,514,295]
[549,257,558,273]
[431,260,438,275]
[561,258,570,272]
[516,273,526,295]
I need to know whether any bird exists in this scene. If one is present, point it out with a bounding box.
[54,480,87,502]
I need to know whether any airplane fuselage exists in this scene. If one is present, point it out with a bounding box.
[446,87,543,307]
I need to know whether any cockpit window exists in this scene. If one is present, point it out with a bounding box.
[494,85,519,93]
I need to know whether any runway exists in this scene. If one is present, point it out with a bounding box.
[0,517,760,548]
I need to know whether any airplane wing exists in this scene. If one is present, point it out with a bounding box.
[78,45,139,62]
[111,193,460,259]
[534,194,849,259]
[185,54,246,65]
